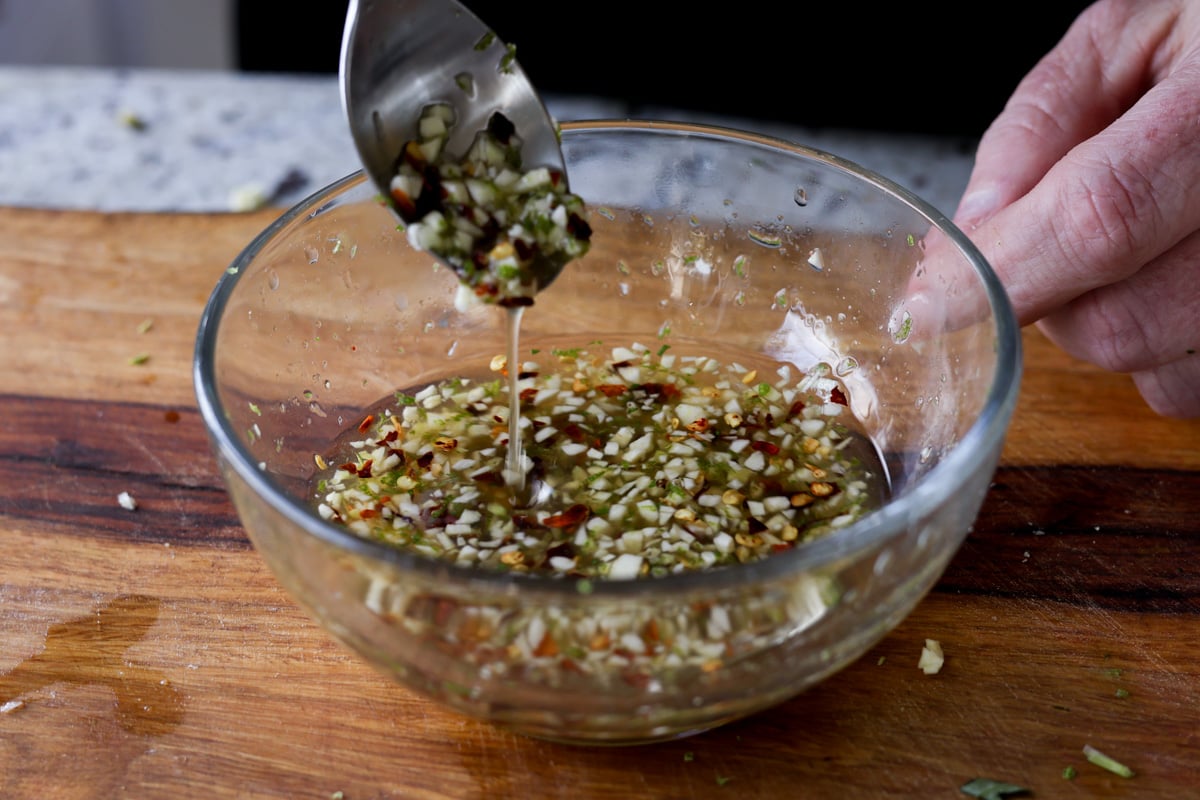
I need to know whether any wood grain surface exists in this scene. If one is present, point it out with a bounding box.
[1,207,1198,799]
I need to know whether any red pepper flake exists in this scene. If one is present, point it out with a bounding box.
[359,508,380,519]
[357,414,374,433]
[533,632,559,658]
[637,382,682,401]
[596,384,627,397]
[543,503,589,528]
[620,670,653,689]
[788,400,806,417]
[472,470,505,486]
[390,187,417,217]
[642,618,661,645]
[830,386,848,406]
[355,460,373,478]
[497,295,534,308]
[519,387,538,403]
[432,598,457,627]
[751,440,781,455]
[512,514,543,530]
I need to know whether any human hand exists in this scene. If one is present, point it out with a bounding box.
[952,0,1200,418]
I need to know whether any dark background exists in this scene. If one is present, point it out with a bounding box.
[235,2,1093,138]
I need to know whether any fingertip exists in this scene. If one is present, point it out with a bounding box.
[952,185,1002,231]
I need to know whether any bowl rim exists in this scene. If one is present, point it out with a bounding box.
[193,118,1022,598]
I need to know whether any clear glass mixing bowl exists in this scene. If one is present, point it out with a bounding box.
[194,120,1021,744]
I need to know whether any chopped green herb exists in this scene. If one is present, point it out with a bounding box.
[248,402,262,416]
[1062,766,1077,780]
[136,318,154,334]
[959,778,1030,799]
[499,43,517,72]
[748,230,782,248]
[118,110,147,131]
[733,255,747,277]
[1102,668,1123,679]
[715,776,732,787]
[128,353,150,366]
[906,233,916,246]
[657,343,671,356]
[1115,688,1130,699]
[683,751,695,762]
[877,656,886,666]
[473,32,495,50]
[1083,744,1134,778]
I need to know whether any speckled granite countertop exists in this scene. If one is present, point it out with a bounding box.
[0,66,976,216]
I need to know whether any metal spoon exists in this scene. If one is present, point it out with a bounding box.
[339,0,575,296]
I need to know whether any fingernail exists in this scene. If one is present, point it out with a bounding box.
[953,187,1000,230]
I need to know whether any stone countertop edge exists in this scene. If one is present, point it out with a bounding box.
[0,66,976,216]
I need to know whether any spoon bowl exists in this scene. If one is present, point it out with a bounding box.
[339,0,564,176]
[339,0,575,296]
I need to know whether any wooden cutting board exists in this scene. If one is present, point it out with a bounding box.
[1,206,1198,799]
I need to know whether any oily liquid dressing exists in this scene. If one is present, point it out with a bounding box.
[311,329,892,575]
[503,305,527,497]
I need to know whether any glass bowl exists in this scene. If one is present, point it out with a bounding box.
[194,120,1021,745]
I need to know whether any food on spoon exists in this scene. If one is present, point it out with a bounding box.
[387,102,592,306]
